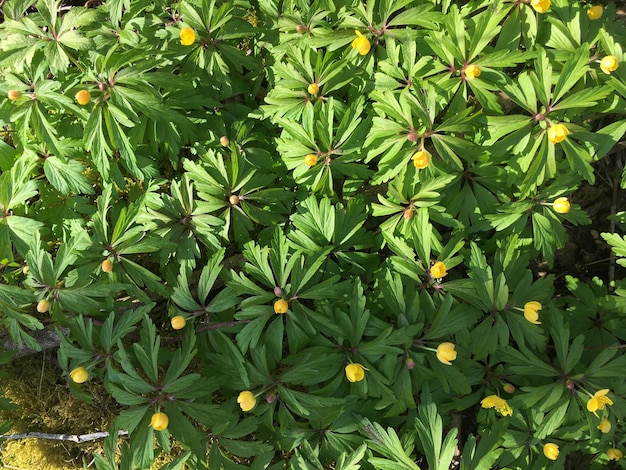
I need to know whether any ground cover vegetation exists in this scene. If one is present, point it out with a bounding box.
[1,0,626,468]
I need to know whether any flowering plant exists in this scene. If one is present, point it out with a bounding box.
[0,0,625,469]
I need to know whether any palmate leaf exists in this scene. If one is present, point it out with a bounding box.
[43,156,94,195]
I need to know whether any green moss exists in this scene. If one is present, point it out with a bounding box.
[0,353,118,468]
[0,353,190,469]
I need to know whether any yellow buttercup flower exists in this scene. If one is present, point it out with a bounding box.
[587,389,614,417]
[607,448,623,461]
[345,363,366,382]
[548,123,569,144]
[587,5,603,20]
[600,56,619,74]
[597,418,611,433]
[180,26,195,46]
[412,150,430,169]
[480,395,513,416]
[465,64,481,80]
[308,83,319,95]
[430,261,447,279]
[237,391,256,411]
[150,412,169,430]
[531,0,550,13]
[552,197,571,214]
[436,342,457,365]
[523,301,542,325]
[351,31,371,56]
[543,443,559,460]
[70,367,89,384]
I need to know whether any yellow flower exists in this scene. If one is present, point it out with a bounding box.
[430,261,447,279]
[543,443,559,460]
[180,26,195,46]
[552,197,571,214]
[481,395,513,416]
[597,418,611,433]
[171,315,186,330]
[587,389,614,417]
[436,342,457,365]
[600,56,619,74]
[548,123,569,144]
[70,367,89,384]
[351,31,371,56]
[523,301,542,325]
[274,299,289,314]
[587,5,603,20]
[345,363,366,382]
[308,83,319,95]
[531,0,550,13]
[237,391,256,411]
[607,448,623,461]
[412,150,430,169]
[304,154,318,167]
[150,412,169,431]
[465,64,481,80]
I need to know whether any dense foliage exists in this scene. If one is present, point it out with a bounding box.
[1,0,626,468]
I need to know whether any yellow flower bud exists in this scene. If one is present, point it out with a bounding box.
[75,90,91,106]
[465,64,481,80]
[523,301,542,324]
[552,197,571,214]
[543,443,559,460]
[70,367,89,384]
[7,90,21,101]
[237,391,256,411]
[503,383,516,394]
[436,342,457,365]
[308,83,319,95]
[101,259,113,272]
[171,315,186,330]
[274,299,289,314]
[36,299,50,313]
[607,448,623,461]
[548,123,569,144]
[150,412,169,431]
[180,27,195,46]
[351,31,371,55]
[587,5,603,20]
[531,0,550,13]
[430,261,447,279]
[345,363,366,382]
[412,150,430,169]
[600,56,619,74]
[220,136,230,146]
[304,154,317,167]
[597,418,611,433]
